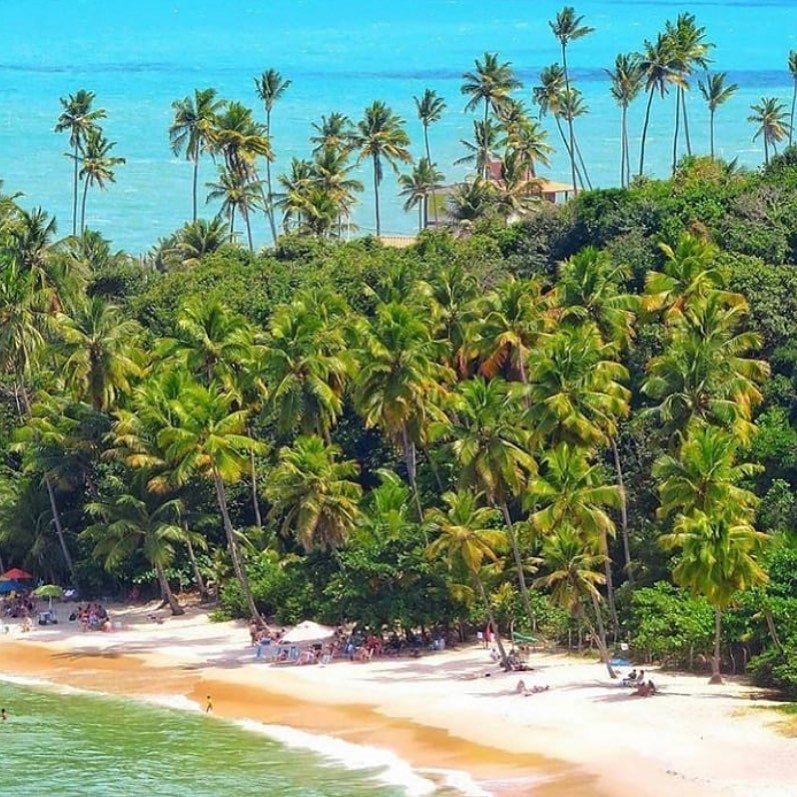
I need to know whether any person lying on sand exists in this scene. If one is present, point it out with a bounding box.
[633,680,657,697]
[516,679,550,696]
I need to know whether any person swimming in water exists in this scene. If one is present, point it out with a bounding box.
[1,708,7,721]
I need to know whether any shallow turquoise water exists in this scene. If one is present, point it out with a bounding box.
[0,678,433,796]
[1,0,796,250]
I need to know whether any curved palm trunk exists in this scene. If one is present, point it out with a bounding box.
[611,439,632,583]
[671,88,681,173]
[155,560,184,615]
[372,154,382,236]
[72,141,80,236]
[638,89,656,177]
[212,467,261,622]
[599,530,618,637]
[681,88,693,156]
[402,425,424,521]
[500,501,534,628]
[710,606,723,683]
[562,45,579,197]
[45,476,77,585]
[554,115,584,189]
[475,574,508,668]
[80,178,90,234]
[184,531,209,601]
[588,592,617,678]
[573,137,592,191]
[791,82,797,146]
[191,155,199,223]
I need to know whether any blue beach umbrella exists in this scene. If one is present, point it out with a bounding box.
[0,580,27,594]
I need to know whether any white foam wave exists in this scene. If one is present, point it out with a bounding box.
[0,672,91,696]
[143,694,203,713]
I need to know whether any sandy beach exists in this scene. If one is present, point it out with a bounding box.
[0,603,793,797]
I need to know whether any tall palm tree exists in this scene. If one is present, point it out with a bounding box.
[606,53,643,187]
[665,13,712,169]
[55,89,106,235]
[254,68,292,242]
[446,178,497,227]
[748,97,791,165]
[533,64,579,184]
[549,6,594,195]
[414,89,447,221]
[266,435,361,554]
[172,216,231,267]
[79,128,125,234]
[638,34,680,177]
[56,297,142,411]
[84,478,187,615]
[169,88,224,223]
[398,158,445,231]
[504,115,552,178]
[354,101,413,236]
[447,377,537,624]
[426,490,510,666]
[210,101,273,181]
[698,73,739,159]
[275,158,314,232]
[455,119,504,180]
[789,51,797,146]
[461,52,522,125]
[312,146,364,232]
[557,87,592,190]
[353,301,451,517]
[534,524,615,676]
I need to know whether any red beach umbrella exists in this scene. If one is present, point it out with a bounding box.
[0,567,34,581]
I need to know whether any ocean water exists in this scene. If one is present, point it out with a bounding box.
[1,0,796,251]
[0,675,481,797]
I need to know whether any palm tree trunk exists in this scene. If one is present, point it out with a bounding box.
[192,156,199,222]
[599,530,618,636]
[588,592,617,678]
[791,82,797,146]
[554,116,584,189]
[373,155,381,236]
[709,110,715,159]
[681,87,692,156]
[562,45,578,197]
[265,158,278,243]
[244,207,254,252]
[573,137,592,191]
[212,467,260,622]
[764,136,770,166]
[500,501,534,628]
[45,476,77,585]
[620,107,627,187]
[671,88,681,173]
[402,425,424,521]
[80,178,90,234]
[475,575,508,668]
[184,531,209,601]
[250,448,263,530]
[425,127,439,224]
[154,560,184,615]
[230,206,236,240]
[710,606,723,683]
[764,609,784,653]
[639,89,656,177]
[611,439,632,583]
[72,141,79,236]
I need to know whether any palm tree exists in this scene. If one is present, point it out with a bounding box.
[169,88,224,223]
[533,64,580,184]
[209,101,273,181]
[534,525,616,676]
[557,87,592,190]
[606,53,643,187]
[275,158,314,232]
[549,6,594,195]
[638,34,681,177]
[789,51,797,146]
[206,168,263,250]
[504,115,552,179]
[312,146,364,232]
[447,377,537,625]
[446,178,496,227]
[698,73,739,159]
[455,119,504,179]
[56,297,142,411]
[461,52,522,125]
[84,477,187,615]
[79,128,125,234]
[354,101,413,236]
[748,97,791,165]
[172,217,231,266]
[414,89,447,221]
[398,158,445,231]
[266,435,361,554]
[426,491,509,666]
[254,68,292,242]
[665,13,712,169]
[661,508,767,683]
[55,89,106,235]
[155,379,264,622]
[353,302,451,517]
[310,112,355,155]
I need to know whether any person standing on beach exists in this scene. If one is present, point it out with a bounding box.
[205,695,213,713]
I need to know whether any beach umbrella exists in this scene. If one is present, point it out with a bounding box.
[0,580,27,594]
[281,621,336,645]
[33,584,64,611]
[0,568,33,581]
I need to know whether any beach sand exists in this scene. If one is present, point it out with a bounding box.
[0,603,792,797]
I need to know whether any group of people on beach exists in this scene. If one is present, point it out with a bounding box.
[622,669,657,696]
[70,603,111,632]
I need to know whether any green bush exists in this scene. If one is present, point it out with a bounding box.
[748,645,797,699]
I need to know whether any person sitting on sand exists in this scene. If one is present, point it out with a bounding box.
[516,679,549,696]
[633,679,657,697]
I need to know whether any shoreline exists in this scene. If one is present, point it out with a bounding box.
[0,605,792,797]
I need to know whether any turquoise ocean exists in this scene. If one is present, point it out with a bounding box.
[2,0,797,252]
[0,674,495,796]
